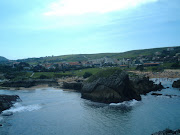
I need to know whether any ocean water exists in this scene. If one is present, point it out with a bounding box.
[0,78,180,135]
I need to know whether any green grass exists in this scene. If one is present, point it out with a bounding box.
[87,67,122,82]
[11,72,32,81]
[73,68,103,77]
[32,72,73,79]
[32,72,55,79]
[17,46,180,63]
[142,62,175,72]
[31,68,102,79]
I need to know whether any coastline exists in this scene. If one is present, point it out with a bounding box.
[129,69,180,78]
[0,71,179,91]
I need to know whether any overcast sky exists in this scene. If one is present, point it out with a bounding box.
[0,0,180,60]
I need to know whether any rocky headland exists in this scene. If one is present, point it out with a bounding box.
[0,79,59,89]
[0,95,21,113]
[81,69,163,103]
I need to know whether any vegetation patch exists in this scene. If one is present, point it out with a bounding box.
[87,67,122,82]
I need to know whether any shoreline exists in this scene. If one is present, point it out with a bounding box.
[129,69,180,78]
[0,71,179,91]
[0,84,77,91]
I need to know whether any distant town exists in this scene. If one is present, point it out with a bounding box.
[2,47,180,72]
[0,47,180,81]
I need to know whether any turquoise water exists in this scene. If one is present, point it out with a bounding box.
[0,78,180,135]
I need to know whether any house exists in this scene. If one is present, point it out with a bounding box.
[68,62,82,68]
[82,61,93,67]
[119,65,128,67]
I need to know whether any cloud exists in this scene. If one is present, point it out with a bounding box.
[43,0,158,16]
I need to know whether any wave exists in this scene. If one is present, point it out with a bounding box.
[109,99,139,106]
[2,103,42,113]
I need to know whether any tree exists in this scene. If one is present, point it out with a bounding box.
[39,75,49,79]
[171,62,180,69]
[136,65,144,71]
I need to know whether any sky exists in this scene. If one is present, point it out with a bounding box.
[0,0,180,60]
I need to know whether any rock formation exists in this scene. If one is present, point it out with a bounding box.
[62,82,82,90]
[81,69,163,103]
[0,95,21,113]
[172,79,180,88]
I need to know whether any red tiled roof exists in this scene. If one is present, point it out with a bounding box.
[68,62,81,65]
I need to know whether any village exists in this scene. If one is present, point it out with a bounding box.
[7,47,179,72]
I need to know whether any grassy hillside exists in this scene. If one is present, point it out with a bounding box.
[17,46,180,64]
[0,56,8,62]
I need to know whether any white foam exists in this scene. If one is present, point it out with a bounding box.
[3,103,42,113]
[109,99,138,106]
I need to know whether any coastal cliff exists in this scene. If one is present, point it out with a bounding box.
[81,69,163,103]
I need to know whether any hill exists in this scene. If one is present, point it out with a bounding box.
[0,56,8,62]
[17,46,180,64]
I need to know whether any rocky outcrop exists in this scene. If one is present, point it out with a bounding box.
[62,82,82,90]
[130,76,163,95]
[81,70,140,103]
[0,79,59,88]
[152,129,180,135]
[172,79,180,88]
[81,70,163,104]
[151,93,163,96]
[0,95,21,113]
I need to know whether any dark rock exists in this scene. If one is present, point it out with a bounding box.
[164,94,179,98]
[62,82,82,91]
[0,124,2,127]
[0,79,59,88]
[165,94,172,98]
[81,71,142,103]
[152,128,180,135]
[81,70,163,104]
[0,95,21,113]
[151,93,162,96]
[166,87,169,88]
[130,76,164,95]
[172,80,180,88]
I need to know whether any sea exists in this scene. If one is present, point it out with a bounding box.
[0,78,180,135]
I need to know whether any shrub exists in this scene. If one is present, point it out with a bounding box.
[83,72,92,78]
[136,65,144,71]
[39,75,49,79]
[171,62,180,69]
